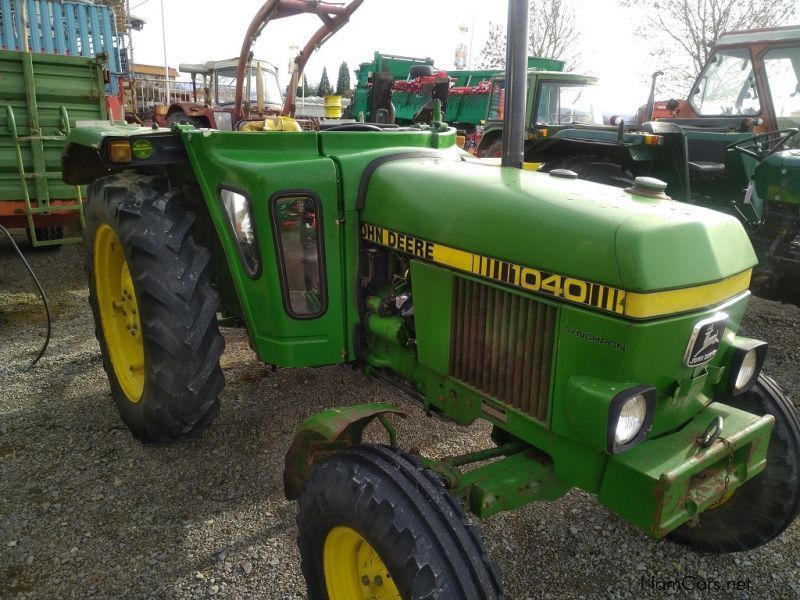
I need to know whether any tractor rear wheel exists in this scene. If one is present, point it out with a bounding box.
[296,444,504,600]
[477,136,503,159]
[85,174,225,442]
[668,374,800,552]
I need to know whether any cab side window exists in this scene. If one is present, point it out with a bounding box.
[271,194,326,318]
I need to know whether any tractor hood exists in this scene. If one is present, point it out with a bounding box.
[359,158,756,295]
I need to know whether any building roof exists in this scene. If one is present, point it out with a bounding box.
[133,64,178,78]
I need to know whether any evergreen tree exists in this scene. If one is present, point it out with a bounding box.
[317,67,332,97]
[295,74,315,97]
[335,61,351,96]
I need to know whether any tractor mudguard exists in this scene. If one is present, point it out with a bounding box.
[283,403,406,500]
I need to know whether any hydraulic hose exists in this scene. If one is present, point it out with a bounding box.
[0,224,51,368]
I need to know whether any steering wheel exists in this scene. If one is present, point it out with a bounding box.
[323,123,383,132]
[725,128,799,160]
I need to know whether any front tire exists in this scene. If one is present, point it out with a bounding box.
[296,445,504,599]
[668,374,800,552]
[85,174,225,442]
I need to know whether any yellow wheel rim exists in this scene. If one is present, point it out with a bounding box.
[94,223,144,402]
[323,526,402,600]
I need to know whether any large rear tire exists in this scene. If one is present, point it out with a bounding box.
[296,444,504,599]
[85,174,225,442]
[668,374,800,552]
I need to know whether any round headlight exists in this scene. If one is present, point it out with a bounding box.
[615,394,648,445]
[734,349,758,391]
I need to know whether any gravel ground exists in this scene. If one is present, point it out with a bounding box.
[1,237,799,600]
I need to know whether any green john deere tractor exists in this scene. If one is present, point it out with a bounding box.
[62,2,799,598]
[504,26,800,302]
[475,70,602,160]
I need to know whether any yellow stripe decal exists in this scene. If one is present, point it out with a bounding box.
[360,223,751,319]
[623,270,752,319]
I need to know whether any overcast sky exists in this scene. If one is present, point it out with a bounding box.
[129,0,652,113]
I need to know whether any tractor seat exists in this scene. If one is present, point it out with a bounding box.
[688,161,726,178]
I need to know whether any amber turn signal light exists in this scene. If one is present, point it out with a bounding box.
[108,140,132,163]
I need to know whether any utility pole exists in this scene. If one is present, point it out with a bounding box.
[160,0,170,105]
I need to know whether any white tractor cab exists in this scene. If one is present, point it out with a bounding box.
[157,58,283,130]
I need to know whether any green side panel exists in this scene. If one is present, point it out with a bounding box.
[755,149,800,205]
[318,129,461,359]
[0,49,107,202]
[181,130,345,367]
[551,292,750,444]
[409,260,453,374]
[360,159,756,292]
[391,91,433,124]
[445,94,490,127]
[355,52,435,86]
[599,402,773,537]
[391,92,489,127]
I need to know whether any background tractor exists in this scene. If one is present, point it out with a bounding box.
[155,58,284,130]
[474,69,602,159]
[516,26,800,302]
[61,1,800,598]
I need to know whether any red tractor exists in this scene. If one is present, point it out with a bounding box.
[156,58,284,129]
[645,24,800,134]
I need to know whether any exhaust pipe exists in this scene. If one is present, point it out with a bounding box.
[501,0,529,169]
[645,70,664,122]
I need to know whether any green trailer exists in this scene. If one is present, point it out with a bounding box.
[352,52,564,135]
[0,49,108,247]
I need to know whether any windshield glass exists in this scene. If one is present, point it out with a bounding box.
[487,80,506,121]
[763,46,800,131]
[689,48,760,116]
[215,66,283,106]
[534,81,602,126]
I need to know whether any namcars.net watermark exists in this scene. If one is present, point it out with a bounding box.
[641,575,752,592]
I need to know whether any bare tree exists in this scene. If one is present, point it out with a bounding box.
[528,0,580,68]
[476,22,507,68]
[476,0,582,70]
[624,0,797,94]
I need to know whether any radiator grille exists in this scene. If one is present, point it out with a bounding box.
[449,277,557,421]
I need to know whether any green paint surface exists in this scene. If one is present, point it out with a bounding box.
[361,159,756,291]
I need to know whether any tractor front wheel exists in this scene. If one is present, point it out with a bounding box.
[85,174,225,442]
[296,445,504,600]
[668,374,800,552]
